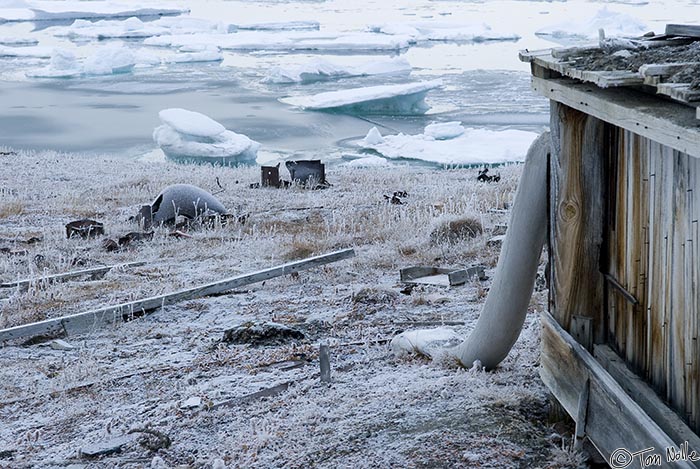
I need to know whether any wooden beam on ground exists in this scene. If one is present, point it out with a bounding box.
[595,344,700,455]
[532,77,700,158]
[540,311,696,468]
[0,249,355,344]
[666,24,700,38]
[0,261,146,292]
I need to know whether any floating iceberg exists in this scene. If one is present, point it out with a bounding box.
[536,8,648,40]
[280,80,442,115]
[0,1,188,22]
[163,47,223,63]
[358,125,538,165]
[27,44,137,77]
[144,31,411,53]
[263,57,411,84]
[367,21,520,43]
[153,108,260,165]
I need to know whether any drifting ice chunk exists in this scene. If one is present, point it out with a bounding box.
[232,20,320,31]
[263,57,411,84]
[536,8,648,40]
[59,16,224,40]
[164,47,223,63]
[0,36,38,46]
[0,44,52,58]
[153,108,260,165]
[342,155,390,167]
[0,1,188,22]
[26,48,81,77]
[144,31,411,53]
[368,21,520,42]
[280,80,442,115]
[359,126,538,165]
[27,44,137,78]
[424,121,464,140]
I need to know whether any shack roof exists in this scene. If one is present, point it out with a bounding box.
[520,24,700,158]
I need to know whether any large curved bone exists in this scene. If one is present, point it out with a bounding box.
[453,131,550,370]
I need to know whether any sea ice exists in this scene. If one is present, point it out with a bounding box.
[153,108,260,165]
[58,16,224,40]
[27,44,138,77]
[423,121,464,140]
[231,20,320,32]
[0,44,52,58]
[280,80,442,115]
[0,1,188,22]
[163,47,223,63]
[367,21,520,42]
[26,48,81,77]
[358,125,538,165]
[536,8,648,40]
[263,57,411,84]
[0,36,38,46]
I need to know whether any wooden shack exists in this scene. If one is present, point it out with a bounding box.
[521,25,700,467]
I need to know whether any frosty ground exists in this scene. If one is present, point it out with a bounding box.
[0,149,586,468]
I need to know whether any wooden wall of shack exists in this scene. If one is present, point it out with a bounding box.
[548,101,700,435]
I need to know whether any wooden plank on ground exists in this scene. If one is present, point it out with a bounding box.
[532,77,700,158]
[666,24,700,38]
[0,261,146,291]
[0,249,355,344]
[656,83,700,104]
[639,63,699,78]
[540,311,696,468]
[595,344,700,457]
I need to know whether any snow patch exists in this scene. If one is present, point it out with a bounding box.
[280,80,442,115]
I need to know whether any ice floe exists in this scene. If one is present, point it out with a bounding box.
[58,16,225,40]
[27,44,143,77]
[0,1,188,22]
[0,36,38,46]
[536,8,648,41]
[367,21,520,43]
[263,57,411,84]
[163,46,223,63]
[0,44,52,57]
[144,31,411,53]
[358,125,538,165]
[280,80,442,115]
[153,108,260,165]
[423,121,464,140]
[232,20,320,32]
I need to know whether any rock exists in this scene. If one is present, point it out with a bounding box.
[149,184,227,226]
[223,322,305,346]
[49,339,75,351]
[492,224,507,236]
[353,286,400,305]
[180,396,202,409]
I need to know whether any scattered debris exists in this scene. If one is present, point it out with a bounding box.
[477,166,501,183]
[260,164,284,188]
[0,247,28,256]
[384,190,408,204]
[286,160,329,188]
[140,184,228,228]
[400,265,486,287]
[118,231,154,248]
[0,235,42,245]
[223,321,305,346]
[0,249,354,344]
[65,219,104,239]
[80,435,135,458]
[102,238,119,252]
[259,359,307,372]
[168,230,193,239]
[429,216,483,245]
[180,396,202,409]
[49,339,76,351]
[319,343,331,383]
[0,449,16,459]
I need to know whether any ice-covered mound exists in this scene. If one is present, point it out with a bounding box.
[27,44,138,77]
[263,57,411,84]
[358,125,538,165]
[58,16,225,40]
[536,8,648,41]
[153,108,260,165]
[368,21,520,42]
[0,1,187,22]
[280,80,442,115]
[145,31,411,53]
[424,121,464,140]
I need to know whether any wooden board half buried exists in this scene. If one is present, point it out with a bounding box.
[540,311,697,468]
[0,249,355,344]
[0,261,146,291]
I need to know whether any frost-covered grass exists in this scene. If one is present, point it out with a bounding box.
[0,149,584,468]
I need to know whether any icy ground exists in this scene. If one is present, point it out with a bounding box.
[0,149,586,468]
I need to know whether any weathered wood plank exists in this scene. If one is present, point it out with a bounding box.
[595,344,700,456]
[656,83,700,104]
[540,311,696,468]
[639,63,699,78]
[665,24,700,38]
[532,77,700,158]
[0,261,146,291]
[549,102,605,340]
[0,249,355,344]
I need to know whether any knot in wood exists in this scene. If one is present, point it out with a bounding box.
[559,200,580,222]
